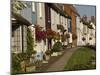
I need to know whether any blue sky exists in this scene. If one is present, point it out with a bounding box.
[75,5,96,17]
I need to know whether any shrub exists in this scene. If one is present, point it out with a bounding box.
[11,53,30,74]
[51,41,62,52]
[11,53,23,74]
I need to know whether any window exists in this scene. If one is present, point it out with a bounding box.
[68,19,72,32]
[12,25,21,53]
[32,2,35,12]
[39,3,42,18]
[12,25,28,53]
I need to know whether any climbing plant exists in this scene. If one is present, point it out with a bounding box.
[27,28,34,55]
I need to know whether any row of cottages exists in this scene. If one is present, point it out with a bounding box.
[77,15,96,46]
[11,1,80,60]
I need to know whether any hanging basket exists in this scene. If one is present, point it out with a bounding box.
[89,37,92,40]
[46,29,56,39]
[66,33,70,38]
[72,33,77,40]
[35,25,46,42]
[82,37,86,41]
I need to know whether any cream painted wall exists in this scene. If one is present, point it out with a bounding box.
[77,18,85,46]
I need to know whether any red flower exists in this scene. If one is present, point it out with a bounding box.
[35,25,46,42]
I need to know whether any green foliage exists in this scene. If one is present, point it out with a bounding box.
[11,53,30,75]
[11,53,22,75]
[51,41,62,52]
[64,47,96,70]
[27,28,34,55]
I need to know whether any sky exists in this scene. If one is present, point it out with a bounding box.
[75,5,96,18]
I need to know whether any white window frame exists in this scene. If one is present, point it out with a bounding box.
[39,3,42,18]
[32,2,35,12]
